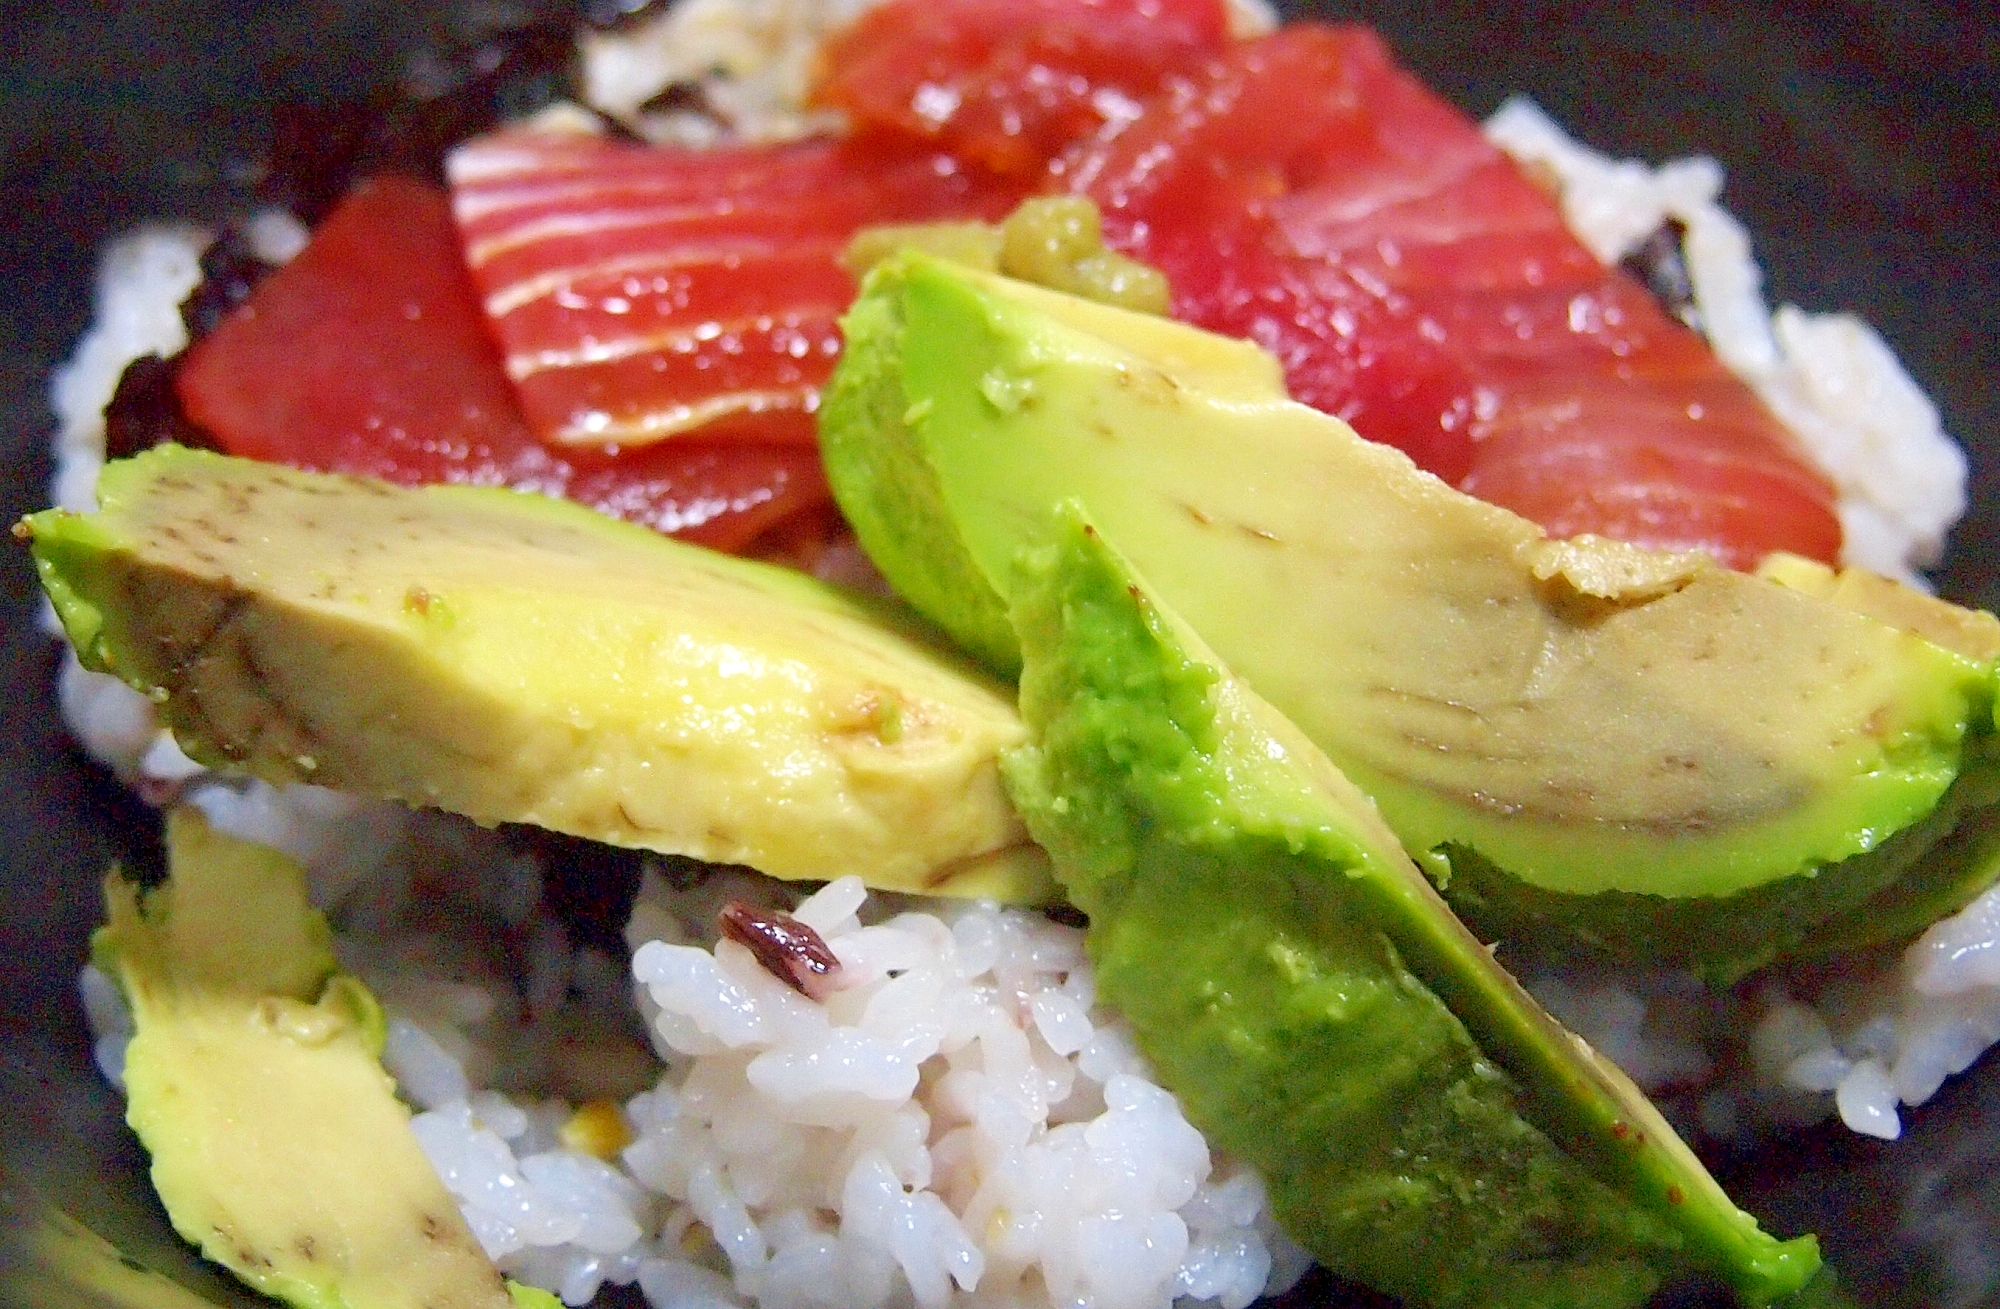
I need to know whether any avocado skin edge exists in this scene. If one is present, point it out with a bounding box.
[999,503,1818,1308]
[1444,735,2000,985]
[816,251,2000,976]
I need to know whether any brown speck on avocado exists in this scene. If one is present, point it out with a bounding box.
[1666,1183,1685,1206]
[1181,503,1213,526]
[405,585,432,617]
[1237,523,1279,543]
[1610,1120,1629,1140]
[296,1235,317,1261]
[719,900,842,1000]
[919,844,1024,891]
[10,520,31,541]
[421,1213,445,1241]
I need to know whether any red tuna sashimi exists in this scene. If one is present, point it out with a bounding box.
[1065,24,1842,568]
[449,130,1029,448]
[177,174,831,553]
[813,0,1231,176]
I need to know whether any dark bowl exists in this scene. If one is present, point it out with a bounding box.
[1,1,1996,1306]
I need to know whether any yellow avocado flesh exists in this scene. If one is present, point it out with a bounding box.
[96,807,514,1309]
[26,446,1049,901]
[821,256,1998,948]
[1757,551,2000,662]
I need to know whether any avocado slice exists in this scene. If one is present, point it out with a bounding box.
[94,805,549,1309]
[22,445,1050,902]
[818,253,2000,974]
[1001,503,1818,1307]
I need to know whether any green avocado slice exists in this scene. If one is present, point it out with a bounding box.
[818,252,2000,975]
[93,805,542,1309]
[1001,503,1819,1308]
[22,445,1050,902]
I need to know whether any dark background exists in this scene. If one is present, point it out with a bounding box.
[0,1,1995,1305]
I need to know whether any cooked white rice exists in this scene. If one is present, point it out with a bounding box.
[449,870,1302,1309]
[80,785,1309,1309]
[48,227,207,516]
[1519,877,2000,1145]
[44,4,2000,1306]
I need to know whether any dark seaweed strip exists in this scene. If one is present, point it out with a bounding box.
[181,227,280,341]
[260,2,684,225]
[353,24,583,193]
[102,227,273,461]
[1619,218,1703,334]
[1042,901,1089,929]
[502,824,647,958]
[103,355,222,461]
[106,9,634,460]
[258,102,382,227]
[635,81,715,119]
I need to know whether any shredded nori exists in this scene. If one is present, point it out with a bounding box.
[1042,901,1089,929]
[102,355,220,461]
[255,0,679,220]
[258,102,383,228]
[100,224,278,461]
[503,825,647,958]
[181,227,279,341]
[102,4,669,461]
[635,81,713,118]
[1620,218,1703,335]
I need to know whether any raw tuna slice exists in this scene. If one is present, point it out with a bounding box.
[813,0,1231,176]
[177,174,831,553]
[449,130,1028,447]
[1065,24,1843,568]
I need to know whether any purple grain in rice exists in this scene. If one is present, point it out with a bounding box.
[717,900,843,999]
